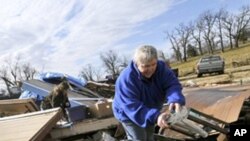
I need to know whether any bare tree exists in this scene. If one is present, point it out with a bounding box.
[166,31,182,62]
[158,50,166,60]
[158,50,171,67]
[6,55,21,85]
[0,65,14,97]
[200,10,217,54]
[94,68,103,81]
[175,23,192,62]
[100,50,126,78]
[21,63,37,80]
[120,55,129,69]
[221,11,234,49]
[215,8,228,52]
[0,56,38,97]
[190,20,204,55]
[79,64,97,81]
[232,5,250,48]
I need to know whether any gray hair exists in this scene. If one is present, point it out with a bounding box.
[133,45,158,64]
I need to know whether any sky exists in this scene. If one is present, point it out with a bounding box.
[0,0,249,78]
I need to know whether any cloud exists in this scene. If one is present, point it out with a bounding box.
[0,0,177,77]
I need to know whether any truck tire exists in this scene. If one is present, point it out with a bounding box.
[219,70,224,74]
[197,73,202,77]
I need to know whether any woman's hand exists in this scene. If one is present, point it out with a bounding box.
[157,112,169,128]
[169,103,181,113]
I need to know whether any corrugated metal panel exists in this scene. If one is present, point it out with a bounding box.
[0,108,62,141]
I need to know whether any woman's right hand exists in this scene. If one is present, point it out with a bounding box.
[157,112,169,128]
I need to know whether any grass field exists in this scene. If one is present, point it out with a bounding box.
[170,42,250,77]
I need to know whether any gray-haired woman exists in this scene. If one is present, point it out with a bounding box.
[112,45,185,141]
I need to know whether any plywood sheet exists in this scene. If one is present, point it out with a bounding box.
[202,90,250,122]
[186,88,250,123]
[162,86,250,140]
[0,108,62,141]
[0,98,39,117]
[51,117,119,139]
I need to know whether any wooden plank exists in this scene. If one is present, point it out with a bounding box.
[50,117,119,139]
[163,86,250,140]
[0,108,60,121]
[226,91,250,122]
[186,91,236,112]
[0,108,62,141]
[200,90,250,123]
[0,98,39,117]
[185,88,250,123]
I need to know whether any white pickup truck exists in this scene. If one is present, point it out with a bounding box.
[196,55,225,77]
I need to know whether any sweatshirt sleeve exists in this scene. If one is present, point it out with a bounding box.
[162,67,185,105]
[115,76,160,128]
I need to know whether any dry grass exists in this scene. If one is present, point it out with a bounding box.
[171,42,250,77]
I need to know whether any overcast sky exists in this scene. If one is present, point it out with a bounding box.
[0,0,249,78]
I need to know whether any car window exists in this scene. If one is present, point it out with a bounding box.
[210,56,221,61]
[201,56,221,62]
[201,58,210,62]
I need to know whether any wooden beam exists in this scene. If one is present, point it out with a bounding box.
[50,117,119,139]
[0,108,62,141]
[0,108,60,121]
[0,98,39,116]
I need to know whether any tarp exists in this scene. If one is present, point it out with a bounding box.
[20,72,88,107]
[38,72,87,89]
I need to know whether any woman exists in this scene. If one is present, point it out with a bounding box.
[112,45,185,141]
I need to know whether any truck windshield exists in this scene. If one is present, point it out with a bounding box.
[201,56,221,62]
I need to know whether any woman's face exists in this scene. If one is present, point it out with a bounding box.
[137,59,157,78]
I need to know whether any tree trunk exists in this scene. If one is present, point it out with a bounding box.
[183,46,187,62]
[229,35,233,49]
[234,37,239,48]
[198,41,203,55]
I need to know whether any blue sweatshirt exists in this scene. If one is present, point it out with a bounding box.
[112,60,185,128]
